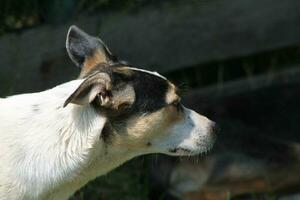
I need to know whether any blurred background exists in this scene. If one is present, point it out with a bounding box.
[1,0,300,199]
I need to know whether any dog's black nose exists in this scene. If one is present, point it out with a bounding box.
[211,122,220,135]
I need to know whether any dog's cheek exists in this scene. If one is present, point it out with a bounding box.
[113,107,184,151]
[163,105,185,126]
[111,110,167,149]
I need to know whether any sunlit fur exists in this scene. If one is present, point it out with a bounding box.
[0,80,138,199]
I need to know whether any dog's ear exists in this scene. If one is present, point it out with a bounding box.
[66,25,116,70]
[63,73,112,107]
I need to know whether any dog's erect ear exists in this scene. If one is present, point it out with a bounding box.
[66,25,115,69]
[63,73,112,107]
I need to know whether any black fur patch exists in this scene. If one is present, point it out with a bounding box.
[101,122,114,143]
[129,70,169,113]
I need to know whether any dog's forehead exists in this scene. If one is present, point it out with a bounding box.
[111,65,179,112]
[118,66,174,95]
[114,66,172,91]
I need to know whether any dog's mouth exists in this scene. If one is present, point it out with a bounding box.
[168,147,196,156]
[168,143,214,156]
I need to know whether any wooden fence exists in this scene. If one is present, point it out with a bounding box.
[1,0,300,95]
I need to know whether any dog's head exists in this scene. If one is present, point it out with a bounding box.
[64,26,218,156]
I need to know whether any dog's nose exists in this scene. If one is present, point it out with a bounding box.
[210,121,220,135]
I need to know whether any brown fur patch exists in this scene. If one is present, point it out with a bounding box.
[113,67,135,77]
[165,83,180,104]
[82,50,110,74]
[112,104,184,149]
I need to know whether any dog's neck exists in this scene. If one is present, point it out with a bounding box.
[0,80,136,199]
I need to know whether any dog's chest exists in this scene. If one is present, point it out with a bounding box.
[46,148,135,200]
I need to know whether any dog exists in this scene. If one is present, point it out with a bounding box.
[0,26,218,200]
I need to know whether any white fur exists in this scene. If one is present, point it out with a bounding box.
[0,80,137,200]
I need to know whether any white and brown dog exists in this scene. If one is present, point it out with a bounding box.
[0,26,218,200]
